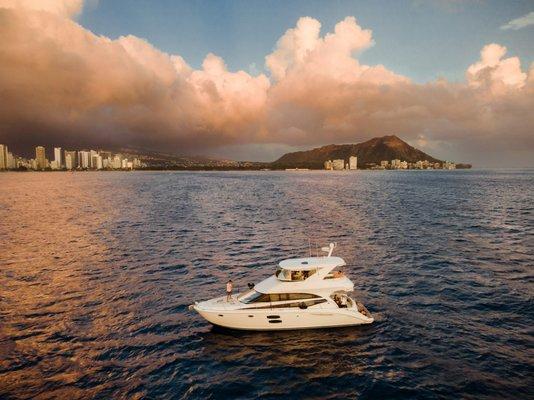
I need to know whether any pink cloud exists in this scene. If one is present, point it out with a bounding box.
[0,4,532,166]
[0,0,84,17]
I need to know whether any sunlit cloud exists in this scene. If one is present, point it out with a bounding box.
[0,1,532,166]
[0,0,84,17]
[500,11,534,31]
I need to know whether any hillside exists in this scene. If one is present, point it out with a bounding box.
[272,135,442,169]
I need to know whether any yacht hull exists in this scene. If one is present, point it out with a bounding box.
[193,306,373,331]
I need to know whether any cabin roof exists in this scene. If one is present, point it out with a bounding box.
[278,256,345,271]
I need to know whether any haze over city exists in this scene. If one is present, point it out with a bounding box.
[0,0,533,167]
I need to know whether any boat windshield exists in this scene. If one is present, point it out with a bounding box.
[238,290,268,304]
[276,268,316,281]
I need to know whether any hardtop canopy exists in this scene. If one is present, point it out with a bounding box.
[278,256,345,271]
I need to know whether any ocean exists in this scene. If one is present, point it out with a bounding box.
[1,170,532,399]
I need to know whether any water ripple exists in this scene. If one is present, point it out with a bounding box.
[0,170,533,399]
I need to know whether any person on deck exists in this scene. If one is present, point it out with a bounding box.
[226,280,233,302]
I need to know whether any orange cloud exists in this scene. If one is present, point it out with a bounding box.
[0,4,532,165]
[0,0,84,17]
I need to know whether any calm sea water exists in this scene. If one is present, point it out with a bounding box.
[1,170,533,399]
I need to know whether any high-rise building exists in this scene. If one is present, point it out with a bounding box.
[89,150,98,168]
[349,156,358,170]
[0,144,7,169]
[65,151,77,170]
[35,146,46,170]
[92,154,103,170]
[54,147,62,169]
[65,153,73,170]
[7,152,15,169]
[78,151,90,169]
[113,155,122,169]
[332,159,345,170]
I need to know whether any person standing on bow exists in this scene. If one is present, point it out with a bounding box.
[226,280,233,302]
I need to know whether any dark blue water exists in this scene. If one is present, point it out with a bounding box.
[1,170,533,399]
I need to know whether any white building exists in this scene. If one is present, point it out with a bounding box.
[54,147,62,169]
[35,146,46,170]
[0,144,7,169]
[65,153,73,170]
[324,160,333,170]
[95,155,103,170]
[332,159,345,170]
[88,150,97,168]
[380,160,389,168]
[349,156,358,170]
[79,151,90,169]
[443,161,456,170]
[391,159,401,169]
[112,155,122,169]
[7,152,15,169]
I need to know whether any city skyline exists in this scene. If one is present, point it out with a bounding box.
[0,1,533,167]
[0,143,143,171]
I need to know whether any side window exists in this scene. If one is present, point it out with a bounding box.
[256,293,271,302]
[287,293,320,300]
[269,294,280,302]
[270,294,291,301]
[247,299,327,309]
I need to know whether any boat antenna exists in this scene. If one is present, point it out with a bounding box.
[308,237,312,257]
[321,242,336,257]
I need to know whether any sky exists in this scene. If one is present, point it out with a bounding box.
[0,0,533,166]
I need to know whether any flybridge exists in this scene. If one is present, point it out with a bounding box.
[278,256,345,271]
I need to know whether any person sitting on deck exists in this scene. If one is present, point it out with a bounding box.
[333,295,340,307]
[340,295,348,308]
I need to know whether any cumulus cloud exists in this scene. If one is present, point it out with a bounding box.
[0,2,533,166]
[0,0,84,17]
[500,11,534,31]
[466,44,527,91]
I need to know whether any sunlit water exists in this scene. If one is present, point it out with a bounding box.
[1,170,533,399]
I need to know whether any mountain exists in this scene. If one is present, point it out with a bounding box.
[272,135,442,169]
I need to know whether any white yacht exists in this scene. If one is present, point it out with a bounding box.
[190,244,373,330]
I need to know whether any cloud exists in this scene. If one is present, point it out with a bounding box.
[0,4,532,166]
[500,11,534,31]
[0,0,84,18]
[466,44,527,91]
